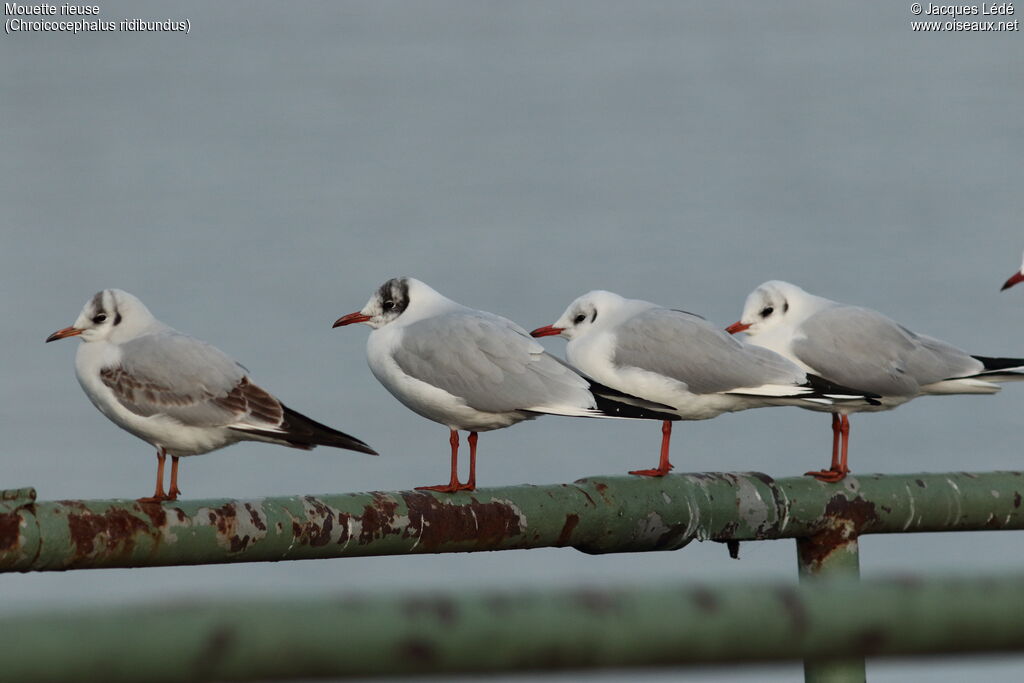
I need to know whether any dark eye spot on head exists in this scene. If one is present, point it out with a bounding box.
[590,310,598,323]
[92,313,107,324]
[114,311,122,325]
[376,278,410,317]
[783,301,789,313]
[573,314,586,324]
[760,306,774,318]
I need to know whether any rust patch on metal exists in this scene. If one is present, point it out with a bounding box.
[798,494,879,570]
[192,625,236,678]
[776,586,809,634]
[402,596,458,625]
[396,638,437,664]
[137,503,167,528]
[857,627,887,655]
[245,503,267,531]
[402,492,523,552]
[0,512,21,552]
[556,514,579,546]
[204,502,268,552]
[358,493,400,545]
[66,507,152,559]
[715,520,740,540]
[572,588,621,614]
[691,587,719,613]
[288,497,336,547]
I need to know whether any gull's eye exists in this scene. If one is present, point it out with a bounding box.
[573,314,586,324]
[92,313,107,324]
[382,300,395,311]
[760,306,774,318]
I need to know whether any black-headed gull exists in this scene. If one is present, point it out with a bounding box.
[531,290,879,477]
[333,278,675,493]
[47,289,377,502]
[1001,251,1024,291]
[727,280,1024,481]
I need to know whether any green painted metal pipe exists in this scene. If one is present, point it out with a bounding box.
[1,470,1022,572]
[3,573,1024,681]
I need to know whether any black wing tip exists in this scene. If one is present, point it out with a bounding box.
[804,373,882,405]
[278,404,378,455]
[971,355,1024,372]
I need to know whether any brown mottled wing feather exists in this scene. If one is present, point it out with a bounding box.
[101,330,376,454]
[100,367,283,429]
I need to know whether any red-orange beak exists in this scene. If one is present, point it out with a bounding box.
[530,324,564,338]
[1001,271,1024,291]
[333,312,371,328]
[46,326,83,343]
[725,321,750,335]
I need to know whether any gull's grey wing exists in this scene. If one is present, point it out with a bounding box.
[791,306,981,395]
[612,309,807,394]
[101,331,283,428]
[393,311,592,413]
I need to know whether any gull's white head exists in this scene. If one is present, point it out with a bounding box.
[530,290,632,341]
[334,277,445,330]
[46,289,159,344]
[726,280,814,338]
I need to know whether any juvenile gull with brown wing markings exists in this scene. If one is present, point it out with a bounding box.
[47,289,376,502]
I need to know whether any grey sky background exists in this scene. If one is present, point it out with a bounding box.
[3,2,1023,680]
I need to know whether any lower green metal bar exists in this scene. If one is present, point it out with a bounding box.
[2,470,1022,572]
[3,572,1024,682]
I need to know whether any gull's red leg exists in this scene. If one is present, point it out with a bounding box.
[167,456,182,500]
[417,430,463,493]
[458,432,478,491]
[630,420,674,477]
[807,413,851,483]
[138,447,169,503]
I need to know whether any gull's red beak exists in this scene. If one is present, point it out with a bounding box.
[530,325,564,338]
[331,313,372,327]
[46,326,82,343]
[725,321,750,335]
[1001,271,1024,292]
[333,312,371,328]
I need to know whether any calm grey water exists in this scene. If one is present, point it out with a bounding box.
[3,2,1023,680]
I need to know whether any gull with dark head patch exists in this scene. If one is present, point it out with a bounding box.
[727,280,1024,482]
[47,289,377,502]
[334,278,675,493]
[531,290,879,477]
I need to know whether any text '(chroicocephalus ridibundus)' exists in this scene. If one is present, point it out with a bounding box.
[47,289,377,502]
[726,280,1024,482]
[333,278,676,493]
[1001,251,1024,291]
[531,290,880,477]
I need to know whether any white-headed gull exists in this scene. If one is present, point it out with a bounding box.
[726,280,1024,481]
[531,290,879,477]
[1001,251,1024,291]
[333,278,675,492]
[47,289,377,502]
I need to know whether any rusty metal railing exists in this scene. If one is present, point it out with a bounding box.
[2,471,1023,682]
[3,471,1022,572]
[3,571,1024,682]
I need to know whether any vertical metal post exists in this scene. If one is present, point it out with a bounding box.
[797,517,865,683]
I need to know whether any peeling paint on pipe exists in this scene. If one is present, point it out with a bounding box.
[2,573,1024,681]
[1,471,1021,573]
